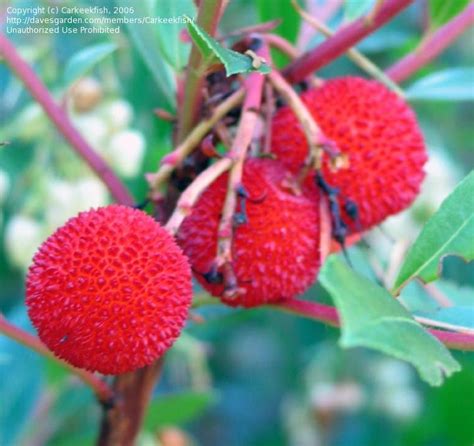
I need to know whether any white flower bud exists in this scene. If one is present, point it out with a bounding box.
[44,177,108,230]
[75,177,108,209]
[72,115,109,151]
[101,99,133,130]
[5,215,43,269]
[107,130,145,177]
[374,387,421,420]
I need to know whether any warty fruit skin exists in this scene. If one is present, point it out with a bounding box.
[271,76,427,233]
[178,158,321,308]
[26,205,192,375]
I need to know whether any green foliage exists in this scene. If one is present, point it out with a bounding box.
[394,172,474,293]
[186,18,271,76]
[256,0,300,67]
[155,0,196,70]
[320,256,460,386]
[144,391,218,429]
[115,0,176,109]
[406,68,474,101]
[63,42,118,85]
[0,309,43,446]
[429,0,470,30]
[344,0,376,21]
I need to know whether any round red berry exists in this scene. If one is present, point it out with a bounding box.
[178,158,321,308]
[271,77,427,232]
[26,205,192,375]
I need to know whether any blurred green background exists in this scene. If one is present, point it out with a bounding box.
[0,0,473,445]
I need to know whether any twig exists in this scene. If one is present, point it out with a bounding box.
[263,34,300,59]
[97,358,164,446]
[296,0,343,51]
[165,157,233,235]
[292,0,405,97]
[386,2,474,83]
[146,89,244,197]
[177,0,226,142]
[0,33,134,206]
[218,19,282,41]
[0,313,113,403]
[215,44,268,290]
[273,298,474,351]
[282,0,414,84]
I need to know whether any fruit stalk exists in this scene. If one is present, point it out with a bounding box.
[0,33,134,207]
[268,70,328,178]
[386,2,474,83]
[147,89,244,197]
[0,313,113,403]
[282,0,414,84]
[165,157,233,235]
[215,42,267,279]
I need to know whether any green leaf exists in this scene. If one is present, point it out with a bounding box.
[186,18,271,76]
[256,0,300,67]
[155,0,195,70]
[256,0,299,43]
[429,0,469,30]
[319,256,460,386]
[116,0,176,109]
[394,172,474,293]
[144,391,217,429]
[406,68,474,101]
[344,0,376,21]
[415,307,474,331]
[63,42,118,85]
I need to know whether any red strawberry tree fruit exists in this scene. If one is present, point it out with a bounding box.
[0,1,473,445]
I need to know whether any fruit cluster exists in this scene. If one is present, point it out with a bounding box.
[25,77,426,374]
[180,76,427,305]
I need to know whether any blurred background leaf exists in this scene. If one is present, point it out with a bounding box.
[406,67,474,101]
[428,0,470,30]
[155,0,195,70]
[344,0,376,22]
[115,0,176,109]
[0,308,44,446]
[63,42,118,85]
[144,391,218,430]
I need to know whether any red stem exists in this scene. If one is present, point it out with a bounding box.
[386,2,474,83]
[282,0,414,84]
[0,314,113,402]
[274,299,474,351]
[0,33,134,206]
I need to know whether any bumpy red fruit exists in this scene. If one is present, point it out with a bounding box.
[271,77,427,232]
[26,205,192,375]
[178,158,321,308]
